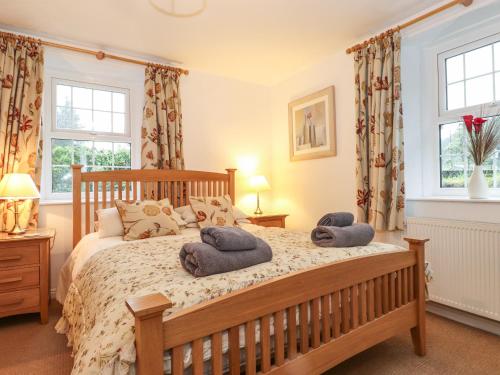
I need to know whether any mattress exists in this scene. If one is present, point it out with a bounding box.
[55,224,405,374]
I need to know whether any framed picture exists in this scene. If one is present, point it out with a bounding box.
[288,86,336,161]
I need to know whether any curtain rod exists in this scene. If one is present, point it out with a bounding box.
[0,30,189,75]
[346,0,473,54]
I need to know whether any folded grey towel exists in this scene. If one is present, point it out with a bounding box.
[317,212,354,227]
[201,226,257,251]
[311,224,374,247]
[180,238,272,277]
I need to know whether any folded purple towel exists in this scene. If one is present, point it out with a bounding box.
[201,226,257,251]
[311,223,374,247]
[180,238,272,277]
[317,212,354,227]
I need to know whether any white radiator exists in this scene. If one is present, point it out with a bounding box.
[407,217,500,321]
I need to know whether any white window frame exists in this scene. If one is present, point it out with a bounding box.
[42,74,139,201]
[435,32,500,196]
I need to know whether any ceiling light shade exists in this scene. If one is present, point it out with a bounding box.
[149,0,207,18]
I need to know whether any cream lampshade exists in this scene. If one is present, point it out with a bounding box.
[0,173,40,235]
[248,175,270,215]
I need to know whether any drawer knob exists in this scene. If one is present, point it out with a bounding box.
[0,276,23,284]
[0,297,24,307]
[0,255,22,262]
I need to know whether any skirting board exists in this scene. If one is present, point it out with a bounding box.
[427,301,500,336]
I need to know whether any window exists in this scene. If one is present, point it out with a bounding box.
[45,79,132,199]
[439,120,500,188]
[437,34,500,194]
[441,40,500,113]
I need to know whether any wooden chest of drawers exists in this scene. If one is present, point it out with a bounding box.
[0,229,54,324]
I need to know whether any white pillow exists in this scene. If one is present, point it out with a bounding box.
[175,205,250,225]
[96,207,124,238]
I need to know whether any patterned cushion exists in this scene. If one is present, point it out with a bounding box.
[115,199,181,240]
[189,195,236,228]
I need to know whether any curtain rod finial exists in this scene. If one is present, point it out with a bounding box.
[461,0,473,6]
[96,51,105,60]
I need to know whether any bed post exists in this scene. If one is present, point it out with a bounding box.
[226,168,236,202]
[72,164,83,248]
[404,237,429,356]
[126,293,172,375]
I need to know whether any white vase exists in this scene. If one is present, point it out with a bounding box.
[468,165,489,199]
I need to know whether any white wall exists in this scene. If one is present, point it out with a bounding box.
[40,48,272,290]
[269,50,355,230]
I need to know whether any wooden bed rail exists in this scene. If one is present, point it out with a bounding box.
[72,165,236,247]
[126,238,428,375]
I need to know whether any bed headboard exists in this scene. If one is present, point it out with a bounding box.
[71,165,236,247]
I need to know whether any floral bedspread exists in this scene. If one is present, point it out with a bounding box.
[56,225,404,374]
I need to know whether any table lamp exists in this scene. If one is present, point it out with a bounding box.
[0,173,40,234]
[249,175,270,215]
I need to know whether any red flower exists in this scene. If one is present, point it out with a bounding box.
[20,115,33,132]
[472,117,487,133]
[463,115,473,133]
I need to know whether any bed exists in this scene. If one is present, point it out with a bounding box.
[58,165,428,375]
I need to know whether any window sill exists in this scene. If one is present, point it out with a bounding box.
[40,200,73,206]
[407,196,500,203]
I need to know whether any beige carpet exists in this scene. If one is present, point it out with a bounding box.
[0,303,499,375]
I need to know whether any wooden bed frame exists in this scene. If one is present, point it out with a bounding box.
[71,165,428,375]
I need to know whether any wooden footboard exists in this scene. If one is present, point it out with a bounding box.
[126,238,428,375]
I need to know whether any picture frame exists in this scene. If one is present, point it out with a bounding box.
[288,86,336,161]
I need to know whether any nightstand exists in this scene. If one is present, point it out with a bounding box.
[0,228,55,324]
[248,214,288,228]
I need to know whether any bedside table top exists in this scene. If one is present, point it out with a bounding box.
[248,213,288,219]
[0,228,56,242]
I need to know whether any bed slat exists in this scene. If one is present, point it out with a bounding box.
[85,182,90,234]
[274,310,285,365]
[171,346,183,375]
[245,320,256,375]
[211,332,222,375]
[351,284,359,329]
[332,291,341,338]
[360,282,368,325]
[341,288,350,334]
[390,272,396,310]
[286,306,297,359]
[367,279,375,321]
[260,315,271,371]
[396,269,402,307]
[382,274,389,314]
[403,267,409,305]
[321,294,331,343]
[299,302,309,354]
[191,338,203,375]
[311,297,321,348]
[229,326,239,375]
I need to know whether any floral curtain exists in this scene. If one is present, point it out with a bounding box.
[0,33,44,231]
[354,32,404,231]
[141,65,184,170]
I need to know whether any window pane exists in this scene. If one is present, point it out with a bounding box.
[93,111,112,132]
[113,113,125,134]
[465,45,493,78]
[447,81,464,110]
[73,109,93,130]
[465,75,493,106]
[94,142,113,166]
[51,139,73,165]
[446,55,463,83]
[494,42,500,71]
[72,87,92,109]
[113,92,126,113]
[113,143,131,166]
[52,165,72,193]
[56,106,73,129]
[73,140,93,165]
[93,90,112,111]
[496,73,500,101]
[56,85,71,107]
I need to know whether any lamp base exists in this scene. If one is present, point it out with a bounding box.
[8,223,26,235]
[254,207,263,215]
